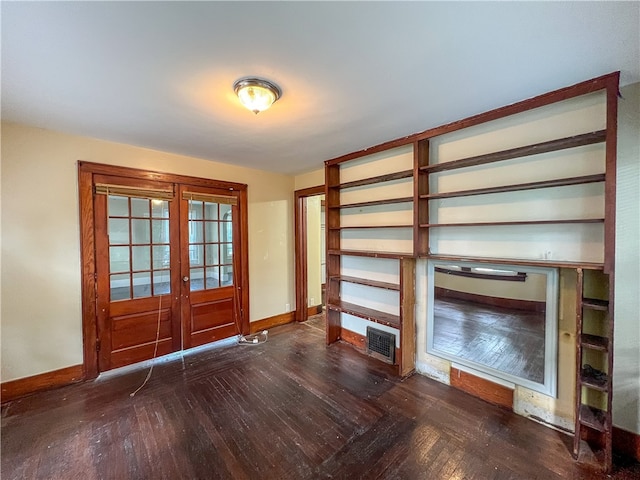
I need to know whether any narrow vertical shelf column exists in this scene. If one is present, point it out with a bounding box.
[325,163,342,345]
[414,140,429,256]
[573,268,614,472]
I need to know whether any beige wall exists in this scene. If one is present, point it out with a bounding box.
[294,168,323,191]
[0,122,296,382]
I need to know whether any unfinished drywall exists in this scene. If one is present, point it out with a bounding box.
[0,122,295,382]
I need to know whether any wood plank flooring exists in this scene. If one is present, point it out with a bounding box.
[2,318,639,479]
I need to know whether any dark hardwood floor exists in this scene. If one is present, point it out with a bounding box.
[2,318,638,479]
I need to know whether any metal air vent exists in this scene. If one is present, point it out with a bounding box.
[366,327,395,364]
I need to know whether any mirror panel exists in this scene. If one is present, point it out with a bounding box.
[426,260,559,396]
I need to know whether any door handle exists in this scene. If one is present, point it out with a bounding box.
[183,276,189,282]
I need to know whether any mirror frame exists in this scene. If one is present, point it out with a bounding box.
[426,260,559,397]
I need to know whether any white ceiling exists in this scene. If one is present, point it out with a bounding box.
[2,2,639,175]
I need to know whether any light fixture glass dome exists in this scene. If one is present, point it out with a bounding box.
[233,77,281,114]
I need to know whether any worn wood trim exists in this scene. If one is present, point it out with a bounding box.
[294,185,325,323]
[340,327,366,351]
[307,305,323,316]
[399,258,416,377]
[613,426,640,462]
[238,187,250,335]
[450,367,514,409]
[1,365,84,403]
[603,73,619,275]
[77,161,247,192]
[78,165,99,379]
[250,312,295,333]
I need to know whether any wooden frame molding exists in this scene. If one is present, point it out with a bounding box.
[294,185,325,323]
[78,161,250,379]
[1,365,84,403]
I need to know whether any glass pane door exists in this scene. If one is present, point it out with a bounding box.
[187,199,233,291]
[108,195,171,301]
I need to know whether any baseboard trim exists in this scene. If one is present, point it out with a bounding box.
[1,364,84,403]
[307,304,323,316]
[250,311,295,333]
[613,426,640,462]
[450,366,514,409]
[340,327,366,351]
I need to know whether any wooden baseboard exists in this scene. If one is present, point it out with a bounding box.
[450,367,514,409]
[340,327,366,351]
[1,364,84,403]
[307,304,323,316]
[250,311,295,333]
[613,426,640,462]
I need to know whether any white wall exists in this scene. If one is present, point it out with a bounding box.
[306,195,322,307]
[613,82,640,434]
[0,122,295,382]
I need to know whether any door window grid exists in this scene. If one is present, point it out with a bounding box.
[188,200,233,291]
[108,195,171,301]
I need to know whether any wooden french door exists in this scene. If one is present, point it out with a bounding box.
[179,184,240,349]
[90,168,246,372]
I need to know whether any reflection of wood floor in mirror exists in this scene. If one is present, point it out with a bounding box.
[434,298,545,383]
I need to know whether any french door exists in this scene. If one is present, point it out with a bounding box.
[84,165,248,373]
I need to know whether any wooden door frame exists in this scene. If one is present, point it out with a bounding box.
[294,185,325,322]
[78,161,250,379]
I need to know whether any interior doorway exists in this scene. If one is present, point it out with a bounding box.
[79,162,250,377]
[294,185,325,323]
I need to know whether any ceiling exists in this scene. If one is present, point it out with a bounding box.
[2,2,639,176]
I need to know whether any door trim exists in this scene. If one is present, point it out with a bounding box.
[294,185,325,322]
[78,161,250,379]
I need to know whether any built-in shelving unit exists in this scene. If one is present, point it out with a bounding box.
[574,268,614,469]
[325,146,416,376]
[324,72,619,471]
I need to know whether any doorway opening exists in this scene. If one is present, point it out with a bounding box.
[78,162,249,378]
[294,185,325,324]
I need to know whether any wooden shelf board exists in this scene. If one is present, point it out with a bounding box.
[420,219,604,228]
[424,254,605,270]
[579,404,608,433]
[334,170,413,189]
[580,370,609,392]
[330,275,400,291]
[421,174,606,200]
[328,249,412,259]
[330,224,413,230]
[419,130,606,174]
[327,300,400,328]
[582,298,609,311]
[580,334,609,352]
[331,197,413,209]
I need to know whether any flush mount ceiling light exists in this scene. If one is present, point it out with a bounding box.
[233,77,282,114]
